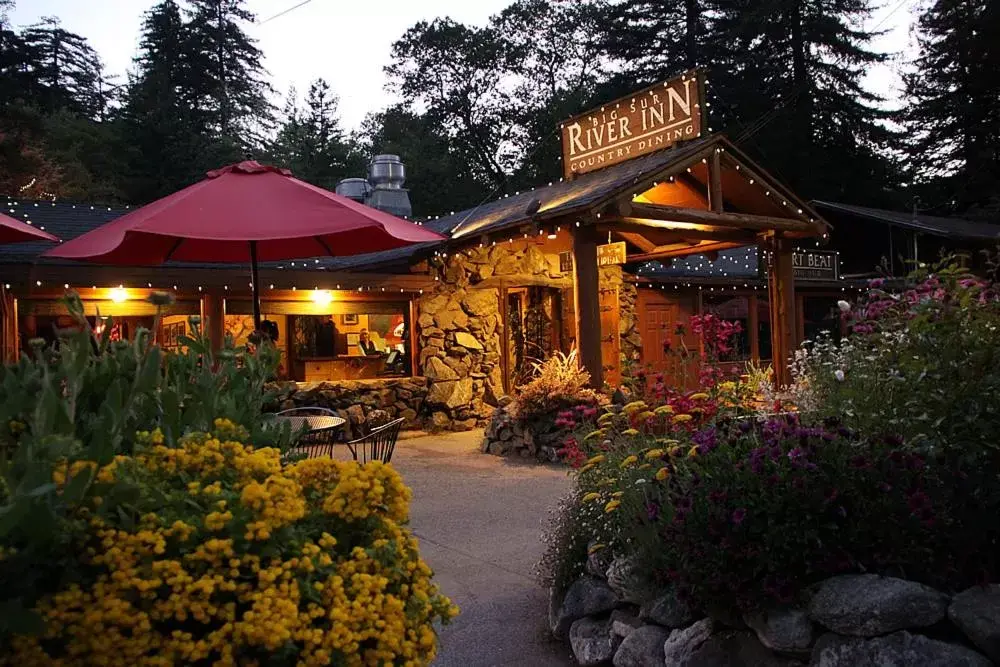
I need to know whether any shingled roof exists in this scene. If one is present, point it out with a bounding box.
[813,201,1000,241]
[1,137,718,274]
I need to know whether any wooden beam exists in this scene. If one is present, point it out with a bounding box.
[709,150,724,212]
[621,203,822,235]
[629,241,745,262]
[605,222,759,245]
[572,224,603,388]
[616,231,657,253]
[767,237,796,388]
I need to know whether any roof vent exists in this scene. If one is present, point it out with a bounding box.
[365,154,411,217]
[335,178,371,203]
[369,154,406,190]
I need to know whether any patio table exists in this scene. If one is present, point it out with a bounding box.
[272,414,347,459]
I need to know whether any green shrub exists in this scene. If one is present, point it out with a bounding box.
[0,294,456,665]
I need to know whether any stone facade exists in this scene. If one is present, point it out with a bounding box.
[270,378,429,440]
[415,236,574,431]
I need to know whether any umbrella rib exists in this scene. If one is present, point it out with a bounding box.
[315,235,335,256]
[163,237,185,262]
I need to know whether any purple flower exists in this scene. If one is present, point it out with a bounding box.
[645,501,660,521]
[731,508,747,525]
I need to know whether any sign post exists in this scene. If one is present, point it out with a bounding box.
[560,69,705,179]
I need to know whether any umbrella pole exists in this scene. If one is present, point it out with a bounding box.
[250,241,262,332]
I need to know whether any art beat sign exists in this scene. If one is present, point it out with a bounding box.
[560,70,704,179]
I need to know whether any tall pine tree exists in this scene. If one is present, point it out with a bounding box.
[269,79,363,189]
[904,0,1000,216]
[182,0,273,150]
[122,0,209,201]
[710,0,900,203]
[20,17,108,119]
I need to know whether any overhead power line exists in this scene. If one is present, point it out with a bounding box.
[259,0,314,25]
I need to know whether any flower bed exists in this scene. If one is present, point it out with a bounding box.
[0,294,455,665]
[539,262,1000,664]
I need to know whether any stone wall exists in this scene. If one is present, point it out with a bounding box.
[413,235,643,432]
[551,555,999,666]
[270,378,429,440]
[416,236,573,431]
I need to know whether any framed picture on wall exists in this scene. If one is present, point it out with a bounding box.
[346,333,360,347]
[342,314,359,325]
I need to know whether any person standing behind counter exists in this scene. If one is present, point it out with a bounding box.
[357,329,379,355]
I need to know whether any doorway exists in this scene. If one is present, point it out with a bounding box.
[504,286,564,390]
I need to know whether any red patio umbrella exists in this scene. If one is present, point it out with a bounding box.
[0,211,60,244]
[44,161,445,329]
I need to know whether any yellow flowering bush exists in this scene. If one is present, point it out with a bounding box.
[1,420,455,666]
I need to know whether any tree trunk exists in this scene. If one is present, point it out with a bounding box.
[685,0,699,68]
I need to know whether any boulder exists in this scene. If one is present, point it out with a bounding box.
[430,411,451,429]
[550,577,619,640]
[685,631,803,667]
[494,254,519,275]
[424,356,459,381]
[948,584,1000,663]
[525,245,548,274]
[570,616,621,666]
[607,556,653,605]
[809,631,992,667]
[434,305,469,331]
[417,312,434,328]
[639,587,695,629]
[610,608,643,639]
[662,618,714,665]
[447,377,474,409]
[462,289,498,316]
[454,331,484,351]
[443,356,471,376]
[613,625,670,667]
[744,606,815,656]
[420,294,449,315]
[809,574,948,636]
[426,380,457,406]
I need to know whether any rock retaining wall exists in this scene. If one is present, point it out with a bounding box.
[551,555,1000,666]
[270,378,429,440]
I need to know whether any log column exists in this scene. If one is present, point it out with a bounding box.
[201,292,226,354]
[767,236,796,388]
[573,224,604,388]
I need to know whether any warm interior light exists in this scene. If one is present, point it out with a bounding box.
[547,231,558,239]
[109,287,127,303]
[311,289,332,306]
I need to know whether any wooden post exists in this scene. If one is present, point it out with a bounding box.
[767,237,796,387]
[201,293,226,354]
[573,224,603,388]
[709,149,724,212]
[408,299,420,378]
[0,286,17,363]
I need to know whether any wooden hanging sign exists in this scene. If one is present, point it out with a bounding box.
[560,69,705,179]
[597,242,627,267]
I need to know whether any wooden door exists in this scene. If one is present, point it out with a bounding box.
[638,290,699,389]
[599,288,620,387]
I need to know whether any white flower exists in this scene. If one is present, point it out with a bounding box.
[837,300,851,313]
[834,369,845,382]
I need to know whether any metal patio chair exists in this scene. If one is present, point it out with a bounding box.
[346,417,405,464]
[274,407,345,461]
